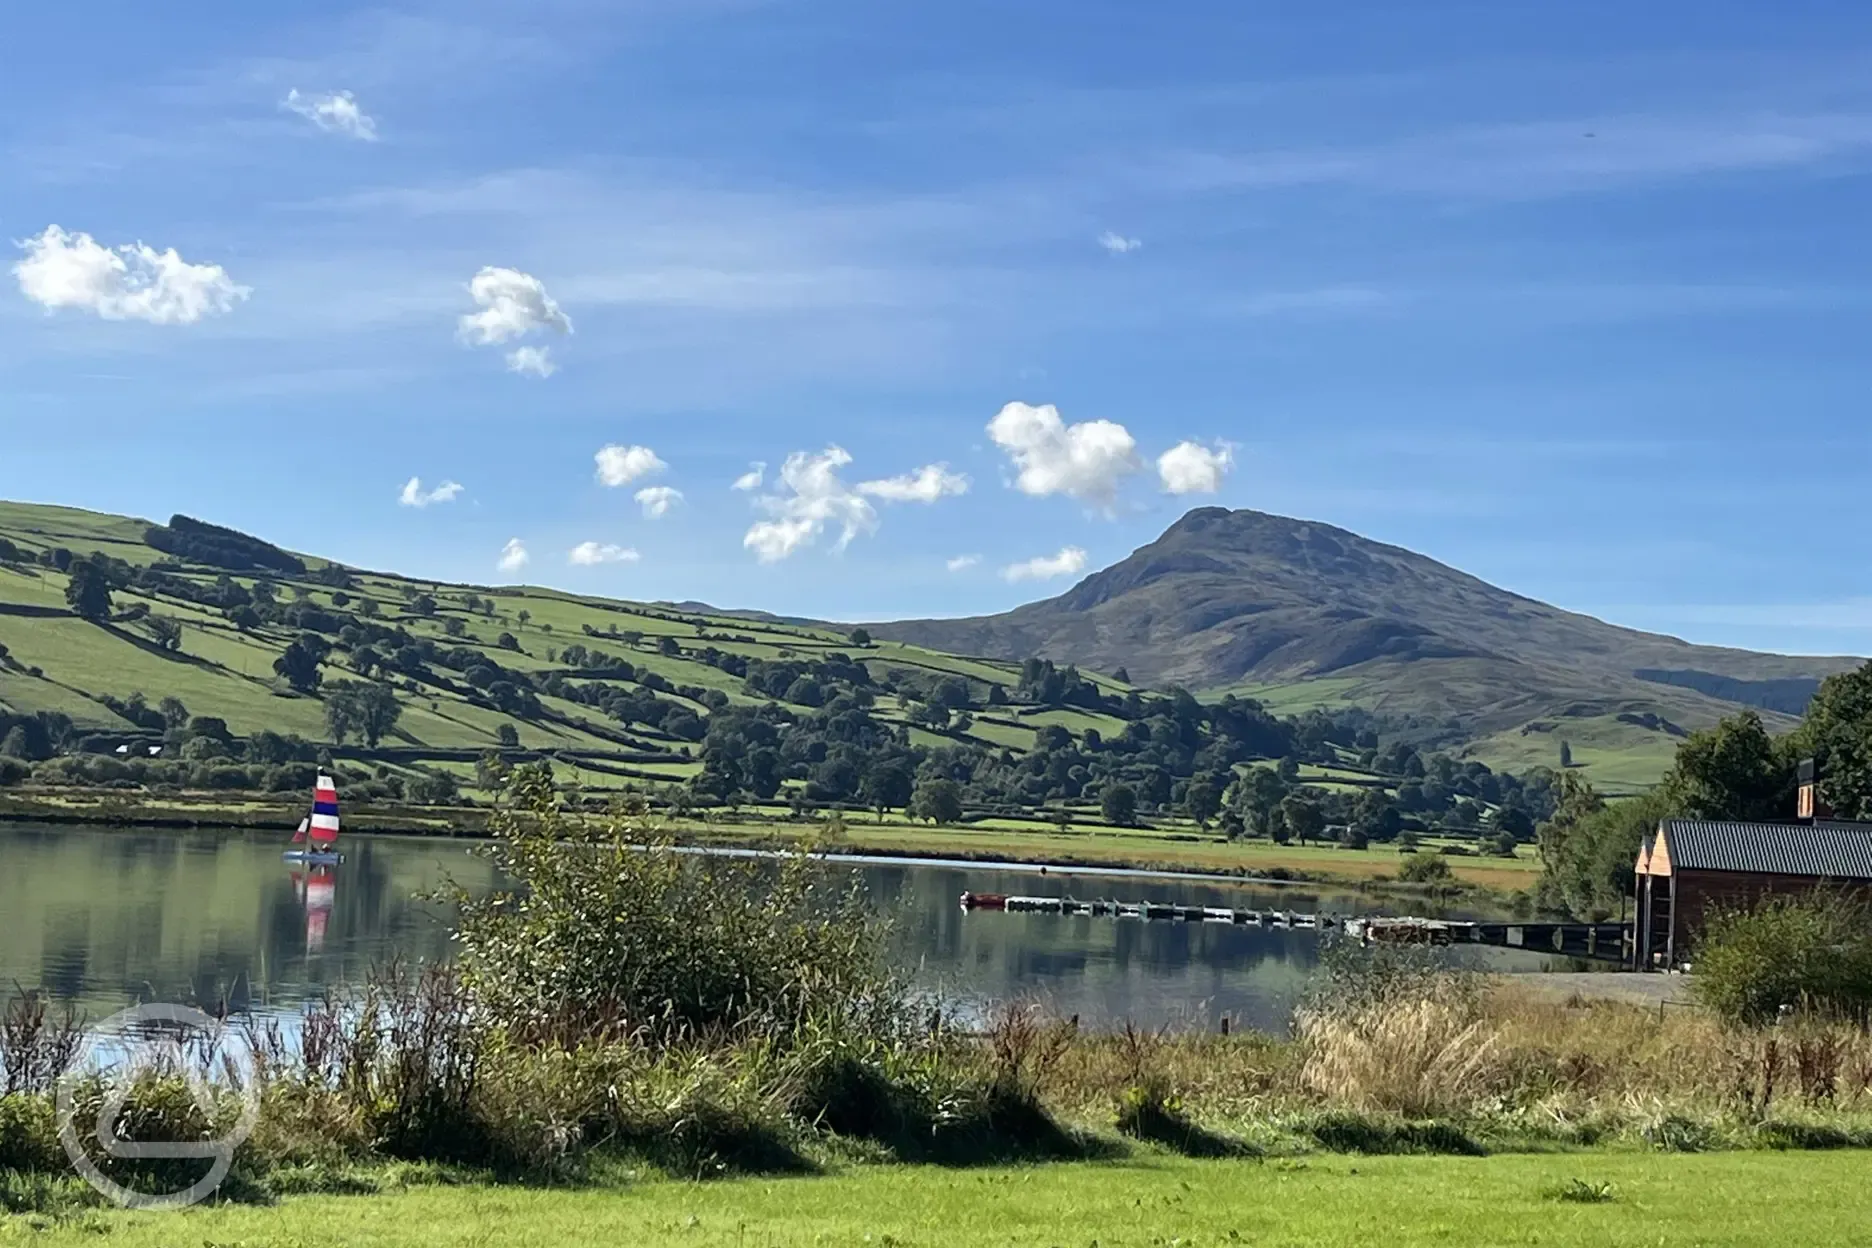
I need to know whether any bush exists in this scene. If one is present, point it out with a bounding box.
[1397,854,1454,884]
[449,763,899,1048]
[1691,894,1872,1027]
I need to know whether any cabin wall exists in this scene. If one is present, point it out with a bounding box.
[1669,870,1872,955]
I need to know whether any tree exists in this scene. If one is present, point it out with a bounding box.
[911,777,965,825]
[0,727,28,759]
[1276,755,1301,783]
[273,641,324,694]
[1112,667,1129,685]
[324,693,356,744]
[1491,803,1536,841]
[325,680,402,747]
[443,617,467,637]
[1101,782,1139,827]
[158,697,189,732]
[847,628,872,648]
[1183,778,1224,828]
[861,761,914,817]
[145,616,183,652]
[517,609,531,629]
[1281,793,1325,845]
[1352,789,1403,843]
[1559,739,1574,769]
[410,594,437,617]
[1798,663,1872,821]
[497,723,521,748]
[1663,710,1795,822]
[64,561,112,622]
[497,632,521,652]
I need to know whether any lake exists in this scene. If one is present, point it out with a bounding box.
[0,823,1561,1034]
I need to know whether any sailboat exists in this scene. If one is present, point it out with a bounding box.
[283,773,345,865]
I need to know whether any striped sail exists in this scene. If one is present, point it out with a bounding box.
[309,774,340,846]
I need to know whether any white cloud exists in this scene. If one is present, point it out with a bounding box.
[857,463,969,503]
[594,444,666,487]
[282,89,378,141]
[743,446,877,562]
[12,225,249,325]
[1098,230,1142,254]
[505,345,556,377]
[458,266,572,346]
[635,485,683,518]
[946,554,981,573]
[1157,441,1235,494]
[568,541,640,566]
[1003,546,1089,583]
[731,462,766,491]
[398,477,463,508]
[496,538,529,574]
[986,401,1140,508]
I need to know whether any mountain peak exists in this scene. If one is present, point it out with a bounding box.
[868,506,1859,755]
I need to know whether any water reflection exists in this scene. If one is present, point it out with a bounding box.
[0,824,1550,1033]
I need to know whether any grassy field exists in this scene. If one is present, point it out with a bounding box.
[18,1150,1872,1246]
[1217,672,1690,793]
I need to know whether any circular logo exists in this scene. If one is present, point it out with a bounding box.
[54,1004,262,1211]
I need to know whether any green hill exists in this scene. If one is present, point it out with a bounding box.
[0,500,1127,768]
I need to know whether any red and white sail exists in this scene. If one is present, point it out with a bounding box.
[309,774,340,846]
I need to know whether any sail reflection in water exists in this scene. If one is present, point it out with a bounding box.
[0,824,1554,1033]
[288,865,337,954]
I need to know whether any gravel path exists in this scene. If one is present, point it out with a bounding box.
[1500,971,1693,1008]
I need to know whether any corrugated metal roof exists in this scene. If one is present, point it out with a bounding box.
[1661,819,1872,879]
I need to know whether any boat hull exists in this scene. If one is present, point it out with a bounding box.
[283,850,343,865]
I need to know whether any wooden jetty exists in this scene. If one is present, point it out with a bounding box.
[958,892,1629,963]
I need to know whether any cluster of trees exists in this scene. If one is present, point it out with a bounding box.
[142,514,306,574]
[1537,661,1872,918]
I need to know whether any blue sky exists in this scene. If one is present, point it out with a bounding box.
[5,1,1872,654]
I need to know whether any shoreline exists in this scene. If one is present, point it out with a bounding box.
[0,790,1531,906]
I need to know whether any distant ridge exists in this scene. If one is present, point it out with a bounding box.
[862,507,1860,767]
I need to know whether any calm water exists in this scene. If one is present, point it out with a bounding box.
[0,823,1556,1033]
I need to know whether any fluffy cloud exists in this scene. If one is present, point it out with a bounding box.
[282,89,377,140]
[743,446,877,562]
[731,463,765,491]
[13,225,249,325]
[986,401,1140,508]
[1157,441,1234,494]
[505,346,556,378]
[568,541,640,566]
[856,463,969,503]
[397,477,463,508]
[635,485,683,518]
[459,267,572,354]
[1098,231,1142,254]
[1002,546,1089,583]
[946,554,981,572]
[594,444,666,487]
[496,538,529,573]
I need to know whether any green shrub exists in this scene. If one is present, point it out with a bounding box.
[1397,854,1454,884]
[1691,894,1872,1026]
[449,763,900,1049]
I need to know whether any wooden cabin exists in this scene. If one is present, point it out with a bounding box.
[1634,761,1872,968]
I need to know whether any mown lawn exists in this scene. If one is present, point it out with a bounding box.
[20,1150,1872,1246]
